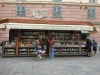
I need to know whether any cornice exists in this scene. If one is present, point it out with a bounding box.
[0,1,100,7]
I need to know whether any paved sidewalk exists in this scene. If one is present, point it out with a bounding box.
[0,52,100,75]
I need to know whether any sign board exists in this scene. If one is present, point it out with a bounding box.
[32,9,47,19]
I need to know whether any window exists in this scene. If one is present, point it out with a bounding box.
[16,0,26,1]
[53,0,62,2]
[53,6,61,18]
[89,0,96,3]
[16,6,25,17]
[87,8,95,19]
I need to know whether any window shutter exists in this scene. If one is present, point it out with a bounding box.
[89,0,91,3]
[92,9,95,19]
[53,0,62,2]
[17,6,21,16]
[92,0,96,3]
[87,9,91,19]
[21,6,25,11]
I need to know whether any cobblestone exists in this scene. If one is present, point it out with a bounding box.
[0,52,100,75]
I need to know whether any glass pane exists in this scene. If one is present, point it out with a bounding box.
[17,6,20,11]
[53,12,61,18]
[17,11,20,16]
[21,6,25,11]
[53,6,60,12]
[21,11,25,16]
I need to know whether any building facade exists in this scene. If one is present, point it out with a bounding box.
[0,0,100,43]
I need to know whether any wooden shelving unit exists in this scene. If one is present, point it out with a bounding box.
[50,31,87,56]
[2,30,87,57]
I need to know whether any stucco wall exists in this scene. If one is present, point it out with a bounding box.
[0,3,100,43]
[0,0,99,4]
[0,29,9,43]
[0,4,100,23]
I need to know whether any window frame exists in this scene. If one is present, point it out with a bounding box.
[87,8,95,19]
[53,6,62,18]
[89,0,97,3]
[16,5,25,17]
[53,0,62,2]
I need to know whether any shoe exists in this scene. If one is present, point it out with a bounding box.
[37,54,42,60]
[50,57,54,59]
[39,55,42,59]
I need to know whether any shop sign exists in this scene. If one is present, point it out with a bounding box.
[32,9,47,19]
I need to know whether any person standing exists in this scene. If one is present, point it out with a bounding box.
[93,40,97,54]
[49,38,54,59]
[86,39,92,57]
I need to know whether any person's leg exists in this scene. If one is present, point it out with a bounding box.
[88,49,91,57]
[86,50,88,56]
[93,47,95,54]
[37,50,43,59]
[87,50,90,57]
[49,48,52,58]
[95,47,97,54]
[51,48,54,59]
[42,50,46,54]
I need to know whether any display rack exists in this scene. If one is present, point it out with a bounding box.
[4,47,16,55]
[29,47,36,55]
[2,29,87,57]
[50,31,86,55]
[18,30,46,56]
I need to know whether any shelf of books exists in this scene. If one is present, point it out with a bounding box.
[50,31,87,55]
[2,29,87,57]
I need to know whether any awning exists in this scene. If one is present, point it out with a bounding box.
[4,23,93,31]
[0,24,6,29]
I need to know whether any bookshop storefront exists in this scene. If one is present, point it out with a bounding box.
[0,19,95,57]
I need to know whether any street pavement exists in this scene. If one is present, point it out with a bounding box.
[0,52,100,75]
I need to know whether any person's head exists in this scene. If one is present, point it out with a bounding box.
[36,39,40,44]
[93,39,96,42]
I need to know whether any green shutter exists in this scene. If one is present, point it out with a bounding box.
[92,9,95,19]
[87,8,91,19]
